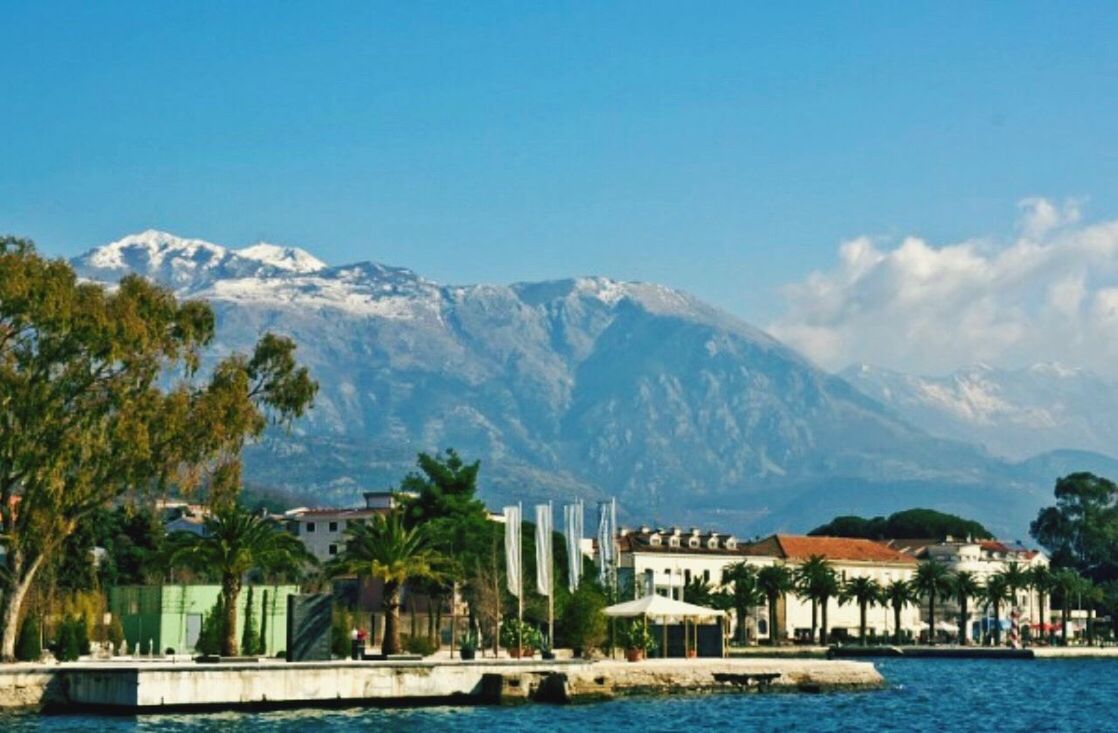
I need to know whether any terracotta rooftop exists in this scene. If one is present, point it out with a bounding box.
[744,535,918,565]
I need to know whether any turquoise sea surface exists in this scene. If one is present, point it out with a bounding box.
[4,659,1117,732]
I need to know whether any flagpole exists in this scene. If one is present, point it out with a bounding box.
[518,501,523,655]
[548,500,554,647]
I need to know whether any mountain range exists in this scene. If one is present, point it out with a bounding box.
[69,230,1118,539]
[841,363,1118,462]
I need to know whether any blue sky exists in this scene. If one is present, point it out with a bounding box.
[3,2,1118,328]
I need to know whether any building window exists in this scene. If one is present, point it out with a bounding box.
[328,544,338,556]
[725,540,737,550]
[684,569,692,584]
[703,570,710,582]
[669,537,680,548]
[305,521,316,533]
[650,535,662,546]
[329,521,338,532]
[688,537,699,548]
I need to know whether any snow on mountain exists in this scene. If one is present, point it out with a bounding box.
[842,362,1118,460]
[235,243,327,273]
[74,229,327,291]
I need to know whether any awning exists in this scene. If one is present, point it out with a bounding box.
[603,594,725,620]
[1029,623,1062,632]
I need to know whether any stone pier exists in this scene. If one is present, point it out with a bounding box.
[0,657,884,712]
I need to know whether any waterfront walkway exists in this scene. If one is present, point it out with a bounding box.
[0,656,883,712]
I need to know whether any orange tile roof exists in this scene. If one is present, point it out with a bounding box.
[745,534,917,565]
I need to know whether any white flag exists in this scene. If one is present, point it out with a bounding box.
[535,504,552,597]
[597,501,613,585]
[564,501,583,593]
[503,505,522,598]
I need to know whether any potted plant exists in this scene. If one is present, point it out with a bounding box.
[539,633,556,660]
[621,621,655,662]
[500,619,541,659]
[459,631,478,661]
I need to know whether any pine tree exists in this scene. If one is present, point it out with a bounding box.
[197,596,225,656]
[258,589,269,656]
[75,615,90,656]
[240,586,260,657]
[16,617,41,661]
[58,616,81,662]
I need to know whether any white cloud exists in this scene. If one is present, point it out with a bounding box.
[770,198,1118,376]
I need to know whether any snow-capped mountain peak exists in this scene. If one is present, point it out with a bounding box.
[75,230,330,291]
[89,229,227,271]
[235,242,326,273]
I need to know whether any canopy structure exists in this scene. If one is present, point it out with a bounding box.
[603,594,725,659]
[603,594,725,620]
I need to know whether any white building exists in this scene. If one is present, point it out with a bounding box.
[613,528,922,644]
[617,526,774,598]
[744,534,922,643]
[286,491,407,562]
[890,537,1053,641]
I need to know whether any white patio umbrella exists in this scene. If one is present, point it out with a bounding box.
[603,595,725,658]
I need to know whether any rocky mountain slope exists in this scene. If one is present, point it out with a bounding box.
[71,231,1085,537]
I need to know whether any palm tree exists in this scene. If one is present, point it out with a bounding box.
[795,556,840,644]
[841,576,881,645]
[952,569,979,643]
[884,579,917,645]
[1052,569,1083,646]
[683,576,715,608]
[951,571,982,646]
[1002,562,1030,613]
[330,511,445,655]
[913,560,954,646]
[1024,567,1050,643]
[1027,566,1055,642]
[722,562,764,645]
[757,564,794,646]
[166,506,316,656]
[983,572,1011,646]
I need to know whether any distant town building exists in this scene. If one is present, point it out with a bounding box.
[888,537,1053,640]
[285,491,412,562]
[610,528,922,644]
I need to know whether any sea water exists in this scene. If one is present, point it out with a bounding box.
[4,659,1117,732]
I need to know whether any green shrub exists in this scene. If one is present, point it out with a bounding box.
[403,635,439,656]
[106,616,125,653]
[57,616,82,661]
[560,585,607,654]
[331,608,354,658]
[16,617,42,662]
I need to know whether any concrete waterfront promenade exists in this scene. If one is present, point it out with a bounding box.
[829,645,1118,660]
[0,656,883,712]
